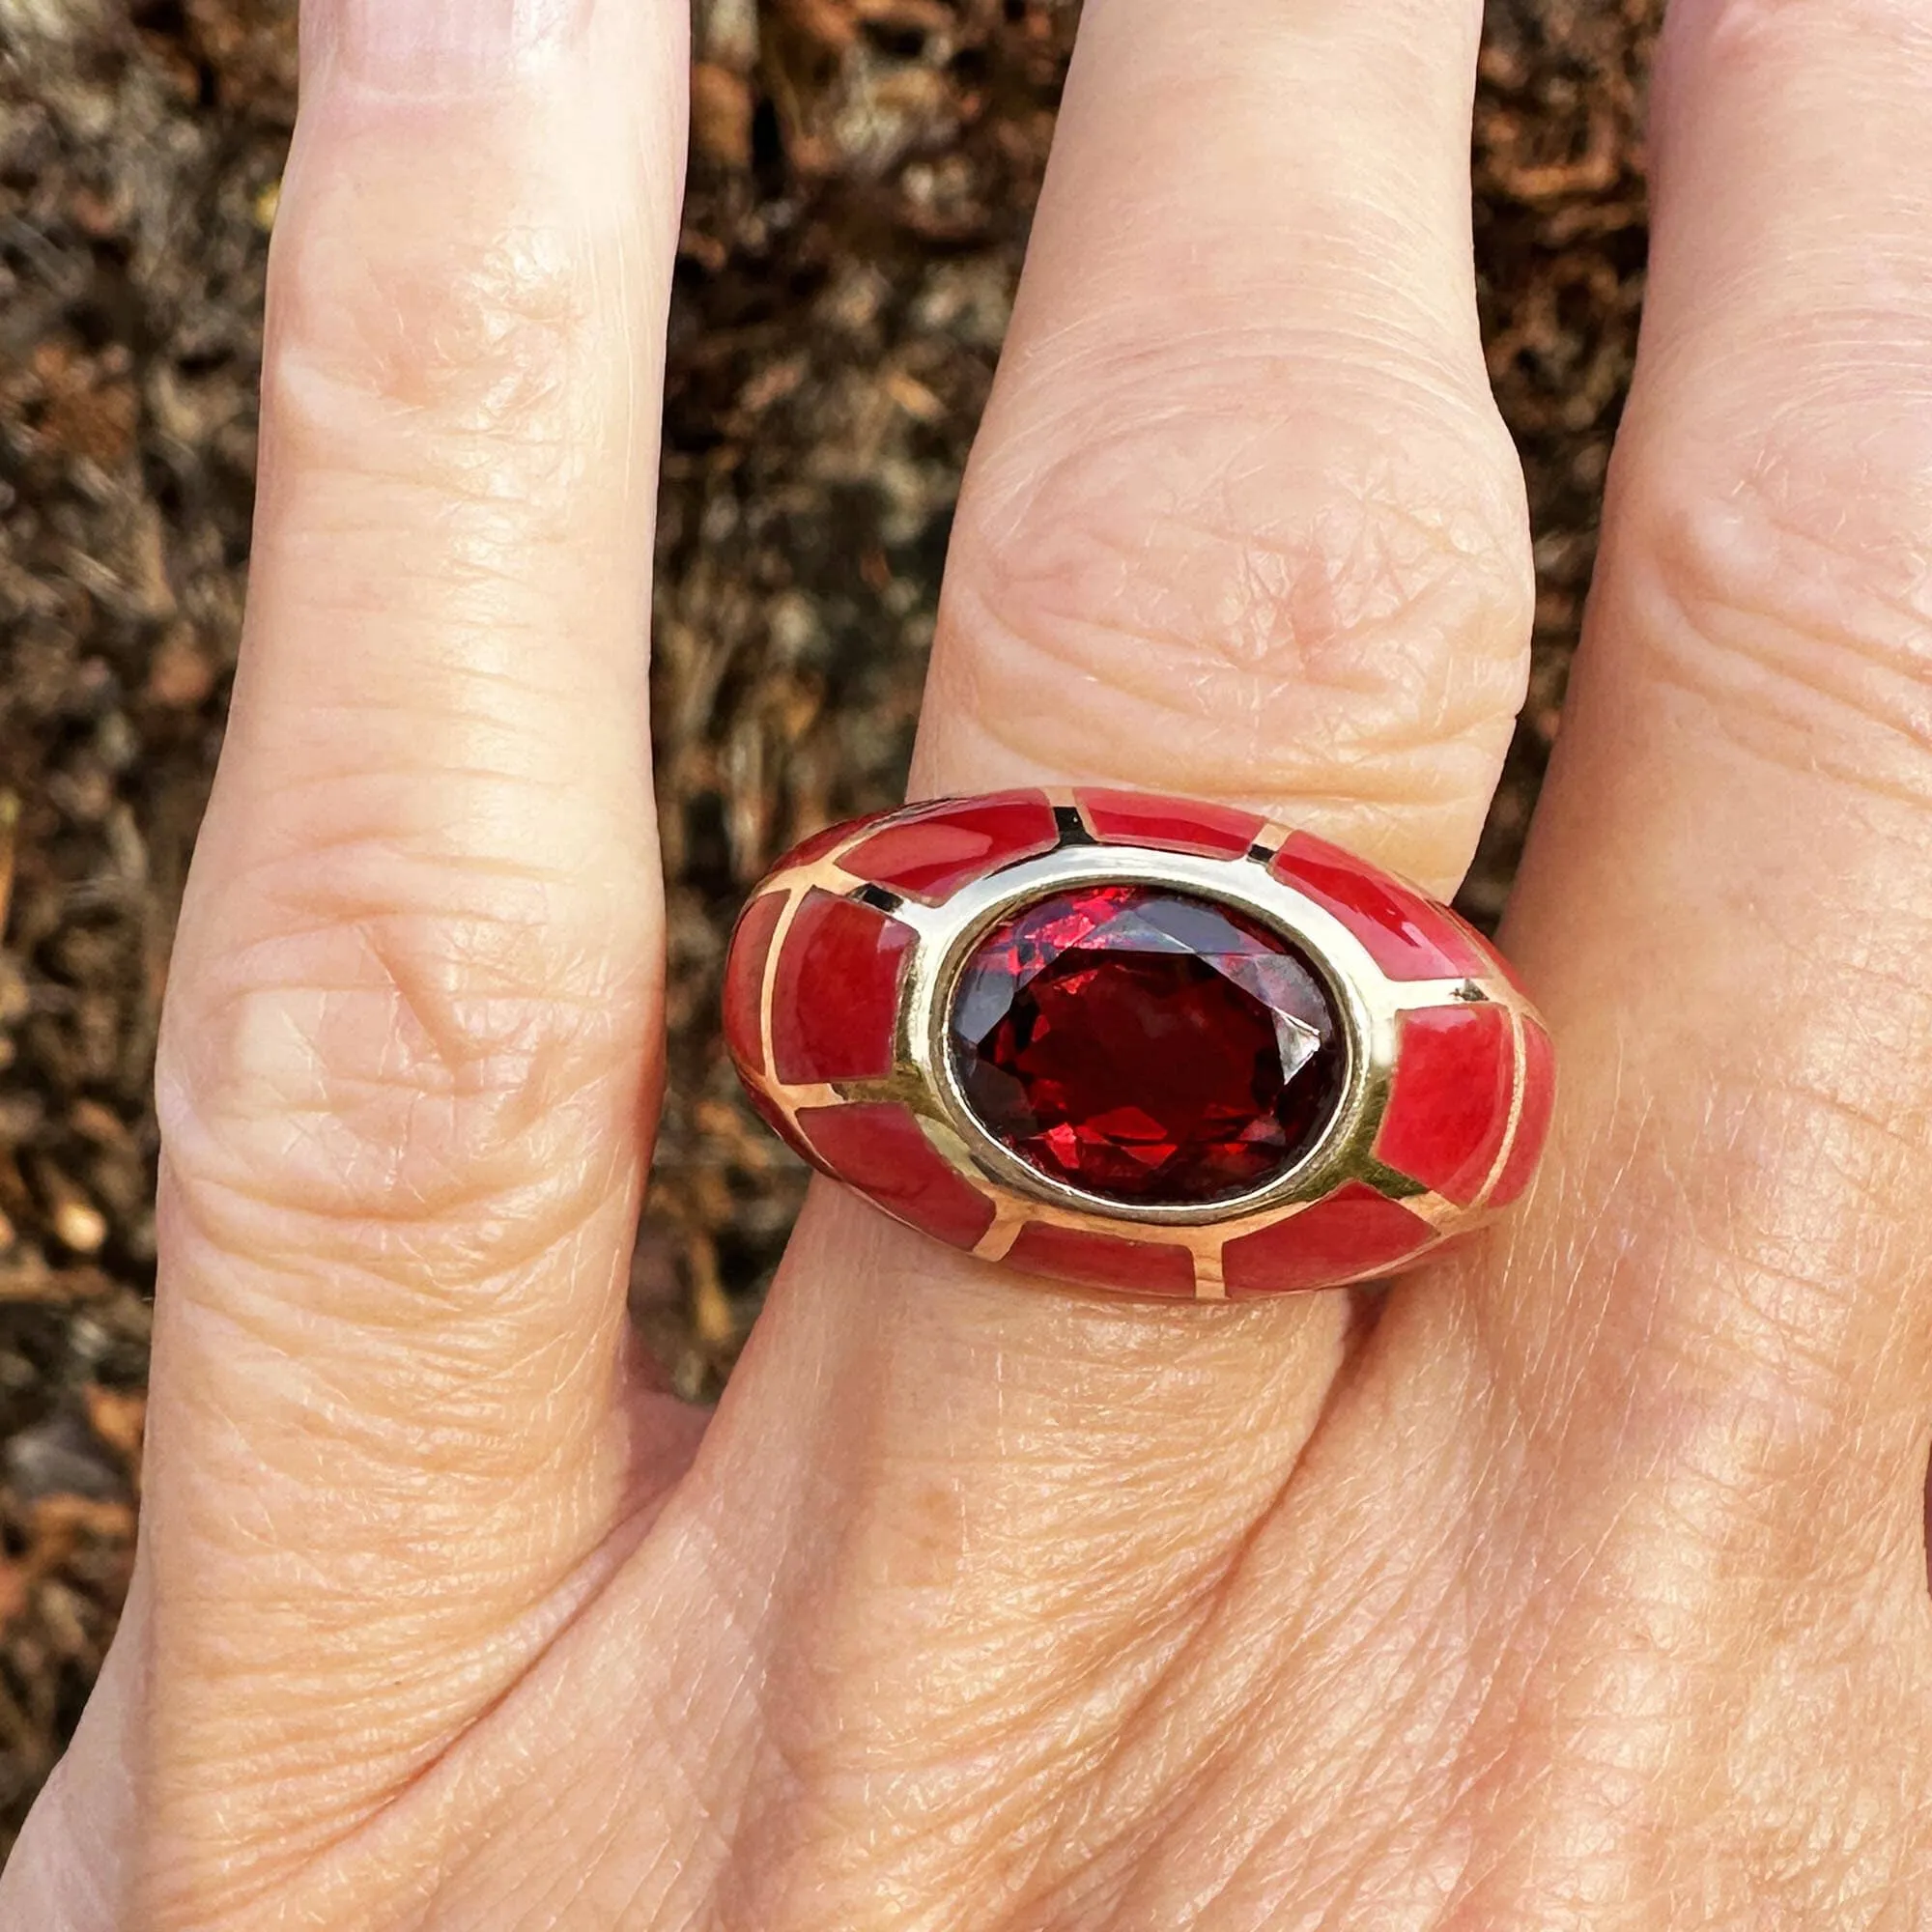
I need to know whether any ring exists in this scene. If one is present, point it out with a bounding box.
[724,789,1553,1300]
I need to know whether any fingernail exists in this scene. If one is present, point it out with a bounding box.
[322,0,592,89]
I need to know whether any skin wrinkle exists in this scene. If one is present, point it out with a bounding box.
[273,458,593,564]
[1038,1484,1350,1817]
[975,334,1501,478]
[967,513,1509,695]
[162,1099,632,1255]
[1453,1437,1909,1901]
[162,1283,633,1492]
[1291,1538,1515,1917]
[270,181,596,427]
[166,1249,618,1439]
[256,659,638,731]
[1474,858,1932,1427]
[930,688,1492,822]
[696,1283,1360,1917]
[140,1478,679,1929]
[167,906,650,1148]
[1179,1595,1467,1910]
[947,475,1522,726]
[32,0,1932,1921]
[1681,0,1932,72]
[959,410,1524,652]
[200,906,651,1008]
[1620,436,1932,757]
[1329,1360,1723,1917]
[931,593,1520,858]
[162,1065,639,1279]
[165,1321,607,1530]
[253,763,597,810]
[1043,1441,1479,1908]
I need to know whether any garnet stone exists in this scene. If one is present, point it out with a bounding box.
[950,884,1346,1206]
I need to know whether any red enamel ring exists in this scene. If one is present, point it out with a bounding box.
[724,789,1554,1300]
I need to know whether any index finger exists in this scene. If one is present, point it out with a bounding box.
[138,0,692,1885]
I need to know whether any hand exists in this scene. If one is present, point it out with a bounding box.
[11,1,1932,1924]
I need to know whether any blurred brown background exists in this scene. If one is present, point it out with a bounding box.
[0,0,1656,1858]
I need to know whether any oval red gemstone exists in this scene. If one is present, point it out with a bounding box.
[950,884,1345,1205]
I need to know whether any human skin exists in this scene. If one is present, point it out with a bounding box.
[9,0,1932,1923]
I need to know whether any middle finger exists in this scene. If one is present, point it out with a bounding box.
[686,0,1533,1906]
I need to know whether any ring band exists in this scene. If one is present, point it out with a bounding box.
[724,789,1553,1299]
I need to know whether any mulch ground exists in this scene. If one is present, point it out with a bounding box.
[0,0,1658,1854]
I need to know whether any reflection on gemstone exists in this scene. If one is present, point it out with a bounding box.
[950,884,1346,1206]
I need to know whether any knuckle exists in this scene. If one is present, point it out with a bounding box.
[1623,398,1932,799]
[944,346,1532,823]
[265,131,602,497]
[1687,0,1924,60]
[157,832,657,1296]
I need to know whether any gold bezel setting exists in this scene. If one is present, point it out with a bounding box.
[727,789,1552,1300]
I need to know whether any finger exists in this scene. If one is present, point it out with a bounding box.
[922,0,1529,896]
[807,0,1528,1434]
[669,0,1532,1899]
[832,0,1527,1405]
[133,0,691,1878]
[1471,0,1932,1603]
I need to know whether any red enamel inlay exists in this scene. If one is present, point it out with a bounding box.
[771,810,894,874]
[745,1083,815,1162]
[1445,905,1519,986]
[1076,788,1265,859]
[1223,1181,1435,1296]
[840,790,1059,903]
[770,889,916,1084]
[1376,1005,1515,1206]
[1004,1222,1197,1298]
[1489,1018,1555,1208]
[723,893,786,1079]
[795,1102,996,1249]
[1272,833,1489,982]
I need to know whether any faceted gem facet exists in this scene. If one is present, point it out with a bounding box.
[950,884,1345,1206]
